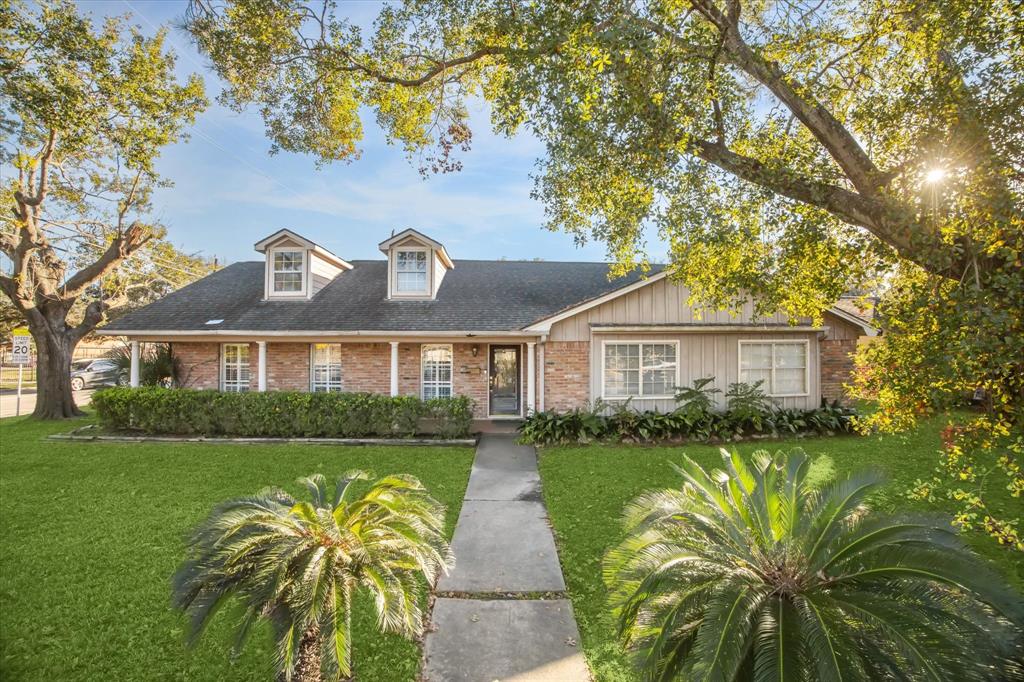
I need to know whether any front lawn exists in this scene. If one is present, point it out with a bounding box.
[0,416,475,681]
[538,415,1024,682]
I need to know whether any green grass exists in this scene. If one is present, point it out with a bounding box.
[0,415,475,681]
[538,415,1024,682]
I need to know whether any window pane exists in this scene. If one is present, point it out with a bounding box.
[274,251,303,271]
[397,271,427,292]
[740,368,771,386]
[774,343,806,368]
[311,343,342,392]
[741,343,772,369]
[421,344,453,400]
[774,368,806,394]
[642,369,674,396]
[274,272,303,292]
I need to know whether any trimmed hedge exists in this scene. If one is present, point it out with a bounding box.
[518,398,856,445]
[91,387,475,439]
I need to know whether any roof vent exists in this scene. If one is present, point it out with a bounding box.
[205,319,224,325]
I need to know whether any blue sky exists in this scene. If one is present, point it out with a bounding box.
[72,0,662,267]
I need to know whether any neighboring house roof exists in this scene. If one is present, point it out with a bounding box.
[101,260,667,334]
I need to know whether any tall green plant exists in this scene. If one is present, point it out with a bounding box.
[172,472,453,681]
[107,343,178,387]
[605,449,1024,681]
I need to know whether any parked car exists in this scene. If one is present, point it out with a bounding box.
[69,359,127,391]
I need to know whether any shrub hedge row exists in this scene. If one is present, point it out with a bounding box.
[518,379,857,445]
[91,387,475,439]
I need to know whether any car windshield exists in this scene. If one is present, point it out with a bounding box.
[71,360,92,371]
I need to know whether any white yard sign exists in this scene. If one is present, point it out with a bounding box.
[11,332,31,365]
[9,328,31,416]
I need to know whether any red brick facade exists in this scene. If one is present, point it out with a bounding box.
[170,341,494,417]
[266,343,309,391]
[172,342,221,389]
[820,338,858,405]
[543,341,590,412]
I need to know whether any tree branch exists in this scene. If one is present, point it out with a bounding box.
[687,138,920,258]
[60,222,154,300]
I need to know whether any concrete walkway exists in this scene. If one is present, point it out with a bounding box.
[423,434,590,681]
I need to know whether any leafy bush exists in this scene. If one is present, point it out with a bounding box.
[723,380,774,434]
[518,378,857,445]
[92,387,475,438]
[605,449,1024,680]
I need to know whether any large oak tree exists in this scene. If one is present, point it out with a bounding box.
[185,0,1022,545]
[1,0,206,418]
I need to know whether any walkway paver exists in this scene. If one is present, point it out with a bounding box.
[437,500,565,593]
[424,599,589,681]
[424,434,589,681]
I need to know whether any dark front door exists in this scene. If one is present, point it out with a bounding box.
[489,345,521,416]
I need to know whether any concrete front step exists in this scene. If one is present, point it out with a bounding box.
[423,598,589,682]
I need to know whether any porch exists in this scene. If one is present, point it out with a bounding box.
[124,337,543,420]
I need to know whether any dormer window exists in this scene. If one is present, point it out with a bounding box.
[255,229,352,301]
[272,249,305,294]
[396,249,428,293]
[379,228,454,300]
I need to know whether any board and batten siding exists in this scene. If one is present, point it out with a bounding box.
[547,275,800,341]
[588,331,820,411]
[546,275,865,411]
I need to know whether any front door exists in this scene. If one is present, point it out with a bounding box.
[489,345,520,416]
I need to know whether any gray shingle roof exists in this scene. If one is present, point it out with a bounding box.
[101,260,665,333]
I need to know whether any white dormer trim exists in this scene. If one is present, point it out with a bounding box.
[255,228,352,301]
[255,228,353,271]
[378,228,453,269]
[266,245,308,299]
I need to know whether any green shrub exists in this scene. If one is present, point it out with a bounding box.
[91,387,475,438]
[518,379,857,445]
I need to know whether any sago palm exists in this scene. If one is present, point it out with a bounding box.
[604,449,1024,681]
[172,471,453,682]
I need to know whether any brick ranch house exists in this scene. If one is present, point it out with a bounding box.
[99,228,876,420]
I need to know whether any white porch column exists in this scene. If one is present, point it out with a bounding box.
[390,342,400,396]
[538,342,545,412]
[257,341,267,392]
[129,340,140,388]
[526,342,536,414]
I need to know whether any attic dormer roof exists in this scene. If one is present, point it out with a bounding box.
[254,228,352,270]
[378,228,453,269]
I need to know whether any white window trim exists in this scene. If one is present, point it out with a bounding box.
[420,343,453,400]
[221,343,251,392]
[600,339,680,400]
[737,339,810,398]
[391,246,431,297]
[309,343,343,393]
[268,247,308,298]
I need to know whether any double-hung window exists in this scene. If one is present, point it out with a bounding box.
[421,344,453,399]
[221,343,250,392]
[739,341,808,396]
[310,343,342,392]
[395,250,428,293]
[603,342,677,399]
[272,250,304,293]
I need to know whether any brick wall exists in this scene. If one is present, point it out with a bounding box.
[453,343,489,418]
[337,343,390,393]
[172,342,220,389]
[267,343,309,391]
[820,338,858,405]
[398,343,420,397]
[543,341,590,411]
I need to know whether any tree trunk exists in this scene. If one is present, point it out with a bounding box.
[276,624,322,682]
[29,318,83,419]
